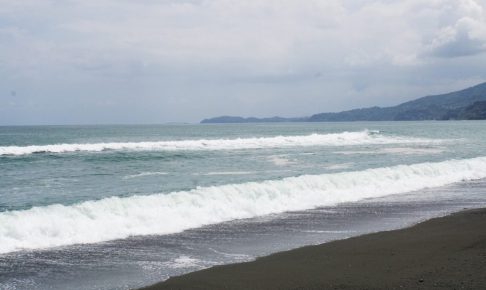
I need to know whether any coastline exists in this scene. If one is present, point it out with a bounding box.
[140,208,486,290]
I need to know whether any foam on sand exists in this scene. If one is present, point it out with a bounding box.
[1,156,485,254]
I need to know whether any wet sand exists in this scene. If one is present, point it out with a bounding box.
[141,208,486,290]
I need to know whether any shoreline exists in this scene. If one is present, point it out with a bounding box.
[140,208,486,290]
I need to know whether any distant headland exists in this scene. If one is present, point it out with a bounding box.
[201,82,486,123]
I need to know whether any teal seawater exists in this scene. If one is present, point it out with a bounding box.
[2,121,486,290]
[1,121,485,212]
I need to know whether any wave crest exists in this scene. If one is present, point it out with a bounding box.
[1,156,485,254]
[0,130,438,156]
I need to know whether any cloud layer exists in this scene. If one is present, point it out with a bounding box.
[1,0,485,124]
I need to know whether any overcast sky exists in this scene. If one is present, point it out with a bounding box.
[1,0,486,125]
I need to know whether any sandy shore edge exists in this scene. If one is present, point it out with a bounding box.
[140,208,486,290]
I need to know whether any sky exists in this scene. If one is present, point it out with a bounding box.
[1,0,486,125]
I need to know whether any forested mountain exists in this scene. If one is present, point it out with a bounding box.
[201,82,486,123]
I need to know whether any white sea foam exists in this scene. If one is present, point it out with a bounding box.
[335,147,445,155]
[198,171,256,176]
[326,163,354,170]
[208,248,251,260]
[380,147,446,155]
[268,155,295,166]
[1,156,485,254]
[0,130,440,156]
[123,172,169,179]
[165,256,202,269]
[302,230,356,234]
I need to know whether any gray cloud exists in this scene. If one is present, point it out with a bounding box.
[425,4,486,58]
[1,0,486,124]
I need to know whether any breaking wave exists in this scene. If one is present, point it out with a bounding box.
[0,130,439,156]
[1,156,485,254]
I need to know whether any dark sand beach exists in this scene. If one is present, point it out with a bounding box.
[141,208,486,290]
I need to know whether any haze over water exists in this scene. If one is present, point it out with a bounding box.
[1,121,486,289]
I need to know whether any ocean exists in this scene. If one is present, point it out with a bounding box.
[1,121,486,289]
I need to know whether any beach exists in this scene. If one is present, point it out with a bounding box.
[142,208,486,290]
